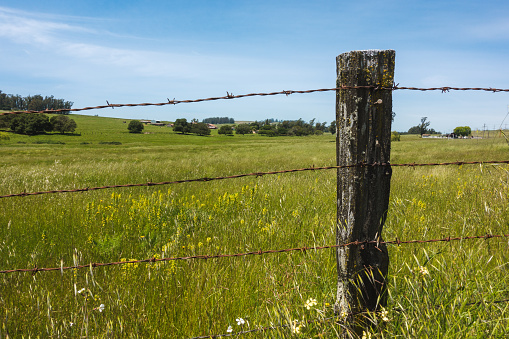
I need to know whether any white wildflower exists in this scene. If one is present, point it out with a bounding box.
[418,266,429,276]
[236,318,245,326]
[97,304,105,312]
[304,298,317,310]
[380,307,389,322]
[290,319,305,334]
[227,325,233,333]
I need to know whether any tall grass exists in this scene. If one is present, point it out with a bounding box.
[0,116,508,337]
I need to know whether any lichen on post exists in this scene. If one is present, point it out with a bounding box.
[335,50,395,333]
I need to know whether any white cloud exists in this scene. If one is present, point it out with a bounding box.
[0,7,98,45]
[0,6,295,86]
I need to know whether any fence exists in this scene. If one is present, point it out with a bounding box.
[1,49,509,338]
[2,86,509,116]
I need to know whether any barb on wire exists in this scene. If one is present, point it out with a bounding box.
[1,233,508,274]
[2,85,509,116]
[1,160,508,199]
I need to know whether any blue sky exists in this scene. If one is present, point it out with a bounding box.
[1,0,508,132]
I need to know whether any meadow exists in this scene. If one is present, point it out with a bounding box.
[0,114,508,338]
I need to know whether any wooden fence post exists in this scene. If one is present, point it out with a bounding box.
[335,50,395,330]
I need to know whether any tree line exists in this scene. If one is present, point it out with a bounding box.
[0,114,77,135]
[218,119,336,136]
[202,117,234,124]
[0,90,73,113]
[173,118,211,136]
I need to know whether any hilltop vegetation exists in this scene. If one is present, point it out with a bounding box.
[0,90,73,112]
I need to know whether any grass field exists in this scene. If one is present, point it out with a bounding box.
[0,114,508,338]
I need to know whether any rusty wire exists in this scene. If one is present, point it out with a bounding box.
[1,233,508,274]
[1,160,508,199]
[1,85,509,116]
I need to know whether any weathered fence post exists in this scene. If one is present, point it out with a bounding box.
[335,50,395,331]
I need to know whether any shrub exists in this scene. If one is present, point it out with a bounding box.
[32,140,65,144]
[218,125,234,135]
[190,122,211,136]
[99,141,122,145]
[258,129,276,137]
[0,131,9,140]
[10,113,52,135]
[50,115,77,133]
[235,123,251,135]
[391,131,401,141]
[128,120,144,133]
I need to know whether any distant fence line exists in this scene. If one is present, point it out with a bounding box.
[2,233,508,275]
[1,160,508,199]
[1,85,509,116]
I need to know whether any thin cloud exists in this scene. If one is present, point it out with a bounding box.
[467,18,509,40]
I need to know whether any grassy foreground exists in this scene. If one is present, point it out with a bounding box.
[0,115,508,338]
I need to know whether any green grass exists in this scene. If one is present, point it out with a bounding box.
[0,115,508,338]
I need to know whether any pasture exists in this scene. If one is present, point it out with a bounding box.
[0,114,508,338]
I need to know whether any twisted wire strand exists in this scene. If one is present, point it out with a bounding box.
[1,233,507,274]
[2,85,509,116]
[1,160,507,199]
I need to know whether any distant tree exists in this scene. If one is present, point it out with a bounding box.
[190,122,211,136]
[0,92,73,113]
[453,126,471,137]
[218,125,234,135]
[0,114,14,129]
[407,117,437,135]
[127,120,144,133]
[407,126,421,134]
[418,117,431,135]
[50,115,77,133]
[173,118,191,134]
[329,120,337,135]
[10,113,52,135]
[26,95,45,111]
[249,122,260,130]
[236,123,252,135]
[315,121,327,132]
[0,90,11,110]
[258,129,277,137]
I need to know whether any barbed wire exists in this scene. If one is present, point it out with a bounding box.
[1,160,507,199]
[1,85,509,116]
[1,233,508,274]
